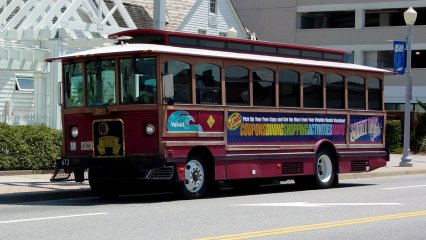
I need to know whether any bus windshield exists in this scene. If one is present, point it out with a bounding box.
[86,59,116,106]
[64,62,84,108]
[120,57,157,104]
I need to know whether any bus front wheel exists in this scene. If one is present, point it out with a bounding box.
[178,157,209,199]
[88,168,118,199]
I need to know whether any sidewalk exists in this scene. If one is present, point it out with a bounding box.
[0,174,91,204]
[0,154,425,204]
[340,153,426,180]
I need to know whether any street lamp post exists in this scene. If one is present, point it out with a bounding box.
[400,7,417,167]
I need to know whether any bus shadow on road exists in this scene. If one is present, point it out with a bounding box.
[15,181,375,206]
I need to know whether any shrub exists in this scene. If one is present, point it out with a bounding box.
[385,120,403,154]
[0,123,62,171]
[412,100,426,153]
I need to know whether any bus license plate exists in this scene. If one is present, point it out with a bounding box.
[81,141,93,151]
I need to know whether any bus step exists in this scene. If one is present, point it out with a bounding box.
[50,168,88,182]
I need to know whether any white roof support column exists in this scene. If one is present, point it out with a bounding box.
[0,0,137,128]
[37,41,67,129]
[153,0,167,30]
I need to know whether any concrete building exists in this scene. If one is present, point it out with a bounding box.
[232,0,426,112]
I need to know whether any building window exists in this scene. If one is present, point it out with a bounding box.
[412,50,426,68]
[198,29,207,35]
[365,8,426,27]
[15,77,34,91]
[210,0,217,14]
[299,11,355,29]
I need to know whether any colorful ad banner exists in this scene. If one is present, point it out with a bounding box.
[349,115,384,143]
[393,40,406,75]
[227,112,346,144]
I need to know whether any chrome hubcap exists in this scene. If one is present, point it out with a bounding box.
[184,160,204,193]
[317,154,333,183]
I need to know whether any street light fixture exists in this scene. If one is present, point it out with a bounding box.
[400,7,417,167]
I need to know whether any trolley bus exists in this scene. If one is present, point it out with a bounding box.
[50,29,389,199]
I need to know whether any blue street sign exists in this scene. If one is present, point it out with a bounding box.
[393,40,406,75]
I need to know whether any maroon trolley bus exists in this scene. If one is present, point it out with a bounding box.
[50,30,389,199]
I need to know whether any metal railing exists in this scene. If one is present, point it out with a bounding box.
[0,113,37,125]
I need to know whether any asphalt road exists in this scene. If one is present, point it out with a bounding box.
[1,175,425,240]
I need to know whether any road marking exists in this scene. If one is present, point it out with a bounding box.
[235,202,402,208]
[383,184,426,190]
[197,210,426,240]
[0,212,107,224]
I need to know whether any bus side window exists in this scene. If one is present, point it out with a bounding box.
[164,60,192,104]
[348,75,366,110]
[195,63,221,104]
[119,57,157,104]
[303,71,323,108]
[136,58,157,104]
[253,67,275,106]
[279,69,300,107]
[326,73,344,109]
[368,77,382,110]
[225,65,249,105]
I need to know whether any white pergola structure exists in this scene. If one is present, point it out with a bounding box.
[0,0,137,128]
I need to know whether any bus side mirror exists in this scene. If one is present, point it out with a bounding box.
[163,74,174,105]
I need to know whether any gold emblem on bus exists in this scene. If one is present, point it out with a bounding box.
[98,122,109,136]
[207,115,215,128]
[97,136,121,155]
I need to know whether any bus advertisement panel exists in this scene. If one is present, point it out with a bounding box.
[227,112,346,144]
[349,115,384,143]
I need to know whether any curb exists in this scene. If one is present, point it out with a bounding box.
[0,170,53,176]
[339,169,426,180]
[0,189,93,204]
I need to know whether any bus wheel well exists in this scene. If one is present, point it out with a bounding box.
[187,146,214,168]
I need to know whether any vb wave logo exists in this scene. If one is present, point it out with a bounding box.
[167,111,203,132]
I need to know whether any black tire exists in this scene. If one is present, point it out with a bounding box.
[177,156,209,199]
[88,168,118,199]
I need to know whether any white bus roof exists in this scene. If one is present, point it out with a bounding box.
[49,43,390,74]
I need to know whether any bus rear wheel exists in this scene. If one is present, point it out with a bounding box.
[313,149,335,189]
[295,149,335,189]
[178,157,209,199]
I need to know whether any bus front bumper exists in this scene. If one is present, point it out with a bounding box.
[50,156,174,182]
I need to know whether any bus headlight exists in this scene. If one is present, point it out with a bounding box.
[145,123,155,136]
[71,126,79,138]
